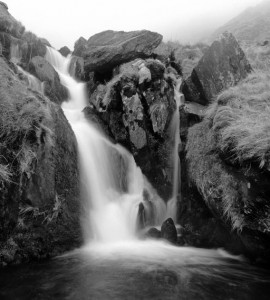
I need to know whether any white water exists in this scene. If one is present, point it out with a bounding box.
[166,78,184,222]
[45,47,169,243]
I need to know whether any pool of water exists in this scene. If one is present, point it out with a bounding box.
[0,241,270,300]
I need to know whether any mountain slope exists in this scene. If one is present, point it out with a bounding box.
[210,1,270,43]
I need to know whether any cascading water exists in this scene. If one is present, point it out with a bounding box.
[166,78,184,222]
[45,47,168,243]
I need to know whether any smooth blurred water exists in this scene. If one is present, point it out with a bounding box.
[0,242,270,300]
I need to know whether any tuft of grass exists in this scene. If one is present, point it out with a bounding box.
[207,72,270,168]
[0,89,53,183]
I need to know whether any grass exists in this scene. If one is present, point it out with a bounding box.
[186,120,246,231]
[242,42,270,72]
[207,72,270,168]
[186,71,270,231]
[0,89,53,184]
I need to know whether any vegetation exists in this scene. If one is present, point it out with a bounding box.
[207,72,270,168]
[242,42,270,72]
[0,89,53,185]
[186,71,270,231]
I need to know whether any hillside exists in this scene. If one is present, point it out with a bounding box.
[210,0,270,43]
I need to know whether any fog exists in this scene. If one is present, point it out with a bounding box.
[6,0,264,49]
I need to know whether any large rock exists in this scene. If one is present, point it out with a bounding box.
[182,32,252,105]
[161,218,177,244]
[185,72,270,262]
[83,30,162,74]
[0,56,81,265]
[88,58,177,199]
[58,46,70,57]
[29,56,68,104]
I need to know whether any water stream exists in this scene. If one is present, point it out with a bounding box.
[45,47,168,242]
[2,48,270,299]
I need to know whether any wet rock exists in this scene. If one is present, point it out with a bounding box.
[59,46,70,57]
[69,56,85,81]
[137,202,146,230]
[161,218,177,244]
[29,56,68,104]
[146,227,161,239]
[83,30,162,74]
[88,58,176,199]
[182,32,252,105]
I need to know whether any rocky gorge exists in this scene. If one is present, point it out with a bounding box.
[0,0,270,269]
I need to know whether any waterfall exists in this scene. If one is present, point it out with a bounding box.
[166,78,184,222]
[45,47,168,243]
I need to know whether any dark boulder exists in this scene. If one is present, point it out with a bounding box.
[59,46,70,57]
[146,227,161,239]
[161,218,177,244]
[29,56,68,104]
[0,56,81,265]
[137,202,146,230]
[182,32,252,105]
[83,30,162,74]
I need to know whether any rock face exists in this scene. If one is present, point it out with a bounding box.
[87,58,180,199]
[83,30,162,74]
[185,72,270,262]
[69,56,85,81]
[0,55,81,265]
[29,56,68,104]
[161,218,177,244]
[182,32,252,105]
[59,46,70,57]
[73,36,87,57]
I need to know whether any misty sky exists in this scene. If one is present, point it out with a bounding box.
[6,0,264,50]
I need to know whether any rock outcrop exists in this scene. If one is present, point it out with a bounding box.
[87,58,179,199]
[59,46,70,57]
[0,55,81,265]
[29,56,68,104]
[182,32,252,105]
[83,30,162,74]
[185,72,270,262]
